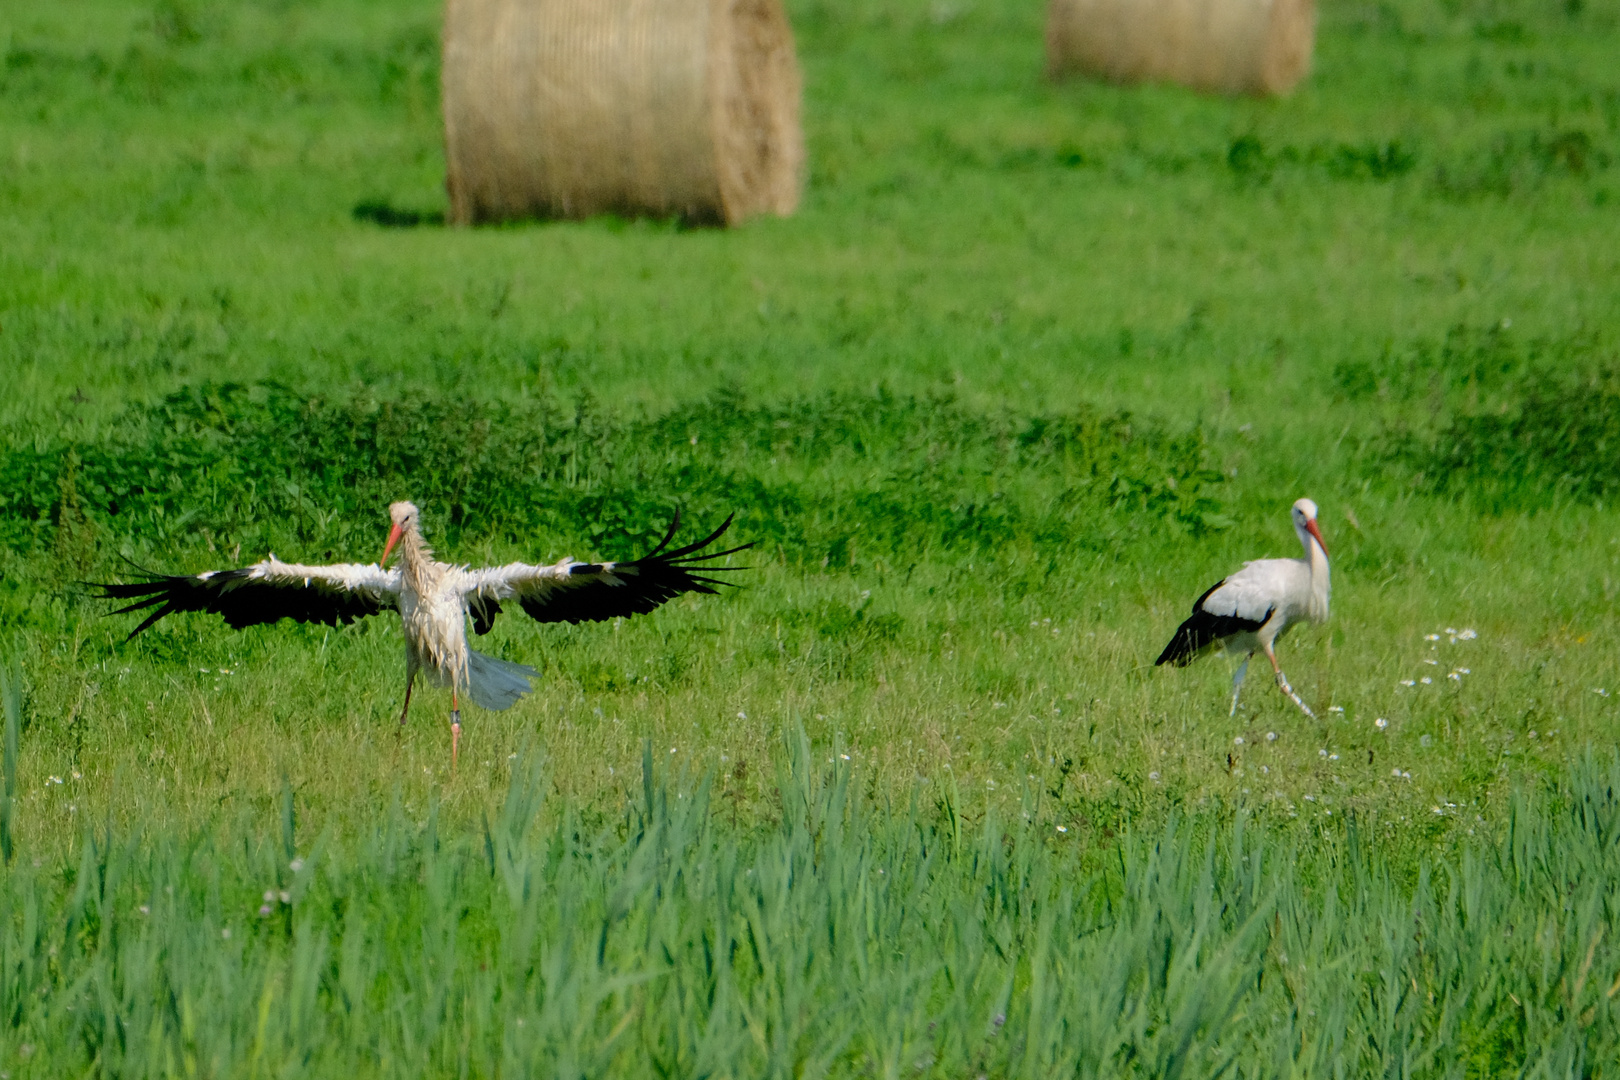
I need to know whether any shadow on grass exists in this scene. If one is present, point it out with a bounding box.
[352,200,445,228]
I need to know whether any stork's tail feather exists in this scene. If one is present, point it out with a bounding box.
[465,649,539,712]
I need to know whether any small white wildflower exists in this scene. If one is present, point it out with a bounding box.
[289,859,304,873]
[1266,731,1278,741]
[1400,680,1416,687]
[1596,689,1610,697]
[71,771,81,780]
[1327,706,1344,714]
[1149,771,1160,781]
[1261,765,1269,774]
[1304,794,1316,802]
[669,747,677,754]
[1448,672,1461,681]
[1423,659,1439,666]
[1056,825,1068,833]
[1234,736,1244,746]
[1392,768,1402,777]
[1329,754,1339,761]
[264,890,275,903]
[139,905,150,915]
[1403,771,1412,779]
[1420,677,1432,685]
[1319,749,1328,758]
[736,711,747,720]
[47,776,62,786]
[279,891,290,904]
[199,667,210,673]
[1458,629,1477,640]
[1424,634,1440,642]
[1375,718,1389,730]
[1528,730,1538,739]
[1432,806,1444,816]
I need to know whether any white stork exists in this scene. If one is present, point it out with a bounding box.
[1154,497,1330,718]
[93,502,749,766]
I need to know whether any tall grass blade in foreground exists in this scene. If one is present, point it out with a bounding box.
[0,737,1616,1074]
[0,658,18,866]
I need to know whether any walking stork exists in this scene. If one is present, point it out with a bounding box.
[92,502,750,767]
[1154,498,1330,717]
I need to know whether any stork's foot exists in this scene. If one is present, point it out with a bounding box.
[450,710,462,773]
[1274,671,1316,719]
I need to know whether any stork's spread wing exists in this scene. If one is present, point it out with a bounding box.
[92,558,400,639]
[457,513,750,630]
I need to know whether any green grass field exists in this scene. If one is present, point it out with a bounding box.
[3,0,1620,1073]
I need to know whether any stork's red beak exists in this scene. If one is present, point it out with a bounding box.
[381,522,403,565]
[1305,518,1328,558]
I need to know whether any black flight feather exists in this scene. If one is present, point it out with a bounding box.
[518,513,752,626]
[1154,580,1272,667]
[89,564,390,640]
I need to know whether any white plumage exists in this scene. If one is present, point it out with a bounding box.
[96,501,749,766]
[1155,497,1331,717]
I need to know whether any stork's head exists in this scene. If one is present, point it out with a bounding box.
[1291,497,1328,558]
[381,501,419,565]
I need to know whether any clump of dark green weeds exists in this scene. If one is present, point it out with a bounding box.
[0,382,1230,568]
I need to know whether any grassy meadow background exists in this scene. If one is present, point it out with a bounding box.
[3,0,1620,1074]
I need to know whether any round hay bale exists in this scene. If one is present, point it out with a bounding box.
[1045,0,1314,96]
[442,0,803,226]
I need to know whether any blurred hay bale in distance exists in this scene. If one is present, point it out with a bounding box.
[1046,0,1314,96]
[442,0,804,225]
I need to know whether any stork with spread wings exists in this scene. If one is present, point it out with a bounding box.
[92,503,750,766]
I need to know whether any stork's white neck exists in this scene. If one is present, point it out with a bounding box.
[399,523,437,591]
[1295,520,1331,621]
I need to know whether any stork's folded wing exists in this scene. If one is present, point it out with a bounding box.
[92,558,400,638]
[457,513,750,629]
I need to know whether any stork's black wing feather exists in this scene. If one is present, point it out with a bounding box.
[1154,580,1271,667]
[514,513,752,626]
[89,560,397,641]
[469,595,503,636]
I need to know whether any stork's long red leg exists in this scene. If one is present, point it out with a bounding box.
[450,689,461,773]
[1261,642,1315,719]
[399,669,417,727]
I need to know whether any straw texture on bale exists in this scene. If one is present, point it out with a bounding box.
[1046,0,1314,96]
[442,0,803,226]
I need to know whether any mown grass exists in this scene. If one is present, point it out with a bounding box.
[3,0,1620,1074]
